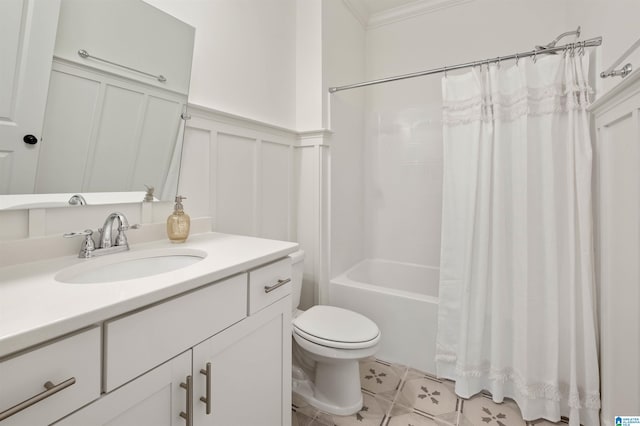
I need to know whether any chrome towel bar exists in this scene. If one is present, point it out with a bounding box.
[78,49,166,82]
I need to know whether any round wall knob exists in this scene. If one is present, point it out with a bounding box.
[23,134,38,145]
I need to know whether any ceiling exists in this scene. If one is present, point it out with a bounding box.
[359,0,422,15]
[347,0,467,27]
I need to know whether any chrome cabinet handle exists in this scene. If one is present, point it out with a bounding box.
[179,375,193,426]
[199,362,211,415]
[0,377,76,421]
[264,278,291,293]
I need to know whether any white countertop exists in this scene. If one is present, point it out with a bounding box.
[0,232,298,358]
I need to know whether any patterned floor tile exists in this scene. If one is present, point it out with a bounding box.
[395,371,458,418]
[292,358,538,426]
[293,391,322,420]
[293,409,319,426]
[317,392,391,426]
[433,410,460,426]
[385,410,439,426]
[527,419,568,426]
[359,359,407,400]
[459,394,526,426]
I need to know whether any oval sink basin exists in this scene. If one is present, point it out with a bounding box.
[55,248,207,284]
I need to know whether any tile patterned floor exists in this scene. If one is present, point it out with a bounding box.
[291,358,571,426]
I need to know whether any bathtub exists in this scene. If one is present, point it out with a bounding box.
[329,259,439,375]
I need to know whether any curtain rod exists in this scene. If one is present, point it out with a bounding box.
[328,36,602,94]
[600,36,640,78]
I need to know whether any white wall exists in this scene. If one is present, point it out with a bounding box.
[58,0,194,95]
[323,1,366,277]
[571,0,640,97]
[363,0,574,267]
[143,0,297,130]
[296,0,324,131]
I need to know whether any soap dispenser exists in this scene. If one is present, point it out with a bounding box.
[167,195,190,243]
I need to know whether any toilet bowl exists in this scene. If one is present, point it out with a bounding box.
[288,251,380,415]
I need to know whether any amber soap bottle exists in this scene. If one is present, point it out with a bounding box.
[167,195,190,243]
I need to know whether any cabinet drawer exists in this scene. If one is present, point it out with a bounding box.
[104,273,247,392]
[248,258,292,315]
[0,327,101,426]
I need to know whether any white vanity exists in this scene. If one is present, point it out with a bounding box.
[0,232,298,426]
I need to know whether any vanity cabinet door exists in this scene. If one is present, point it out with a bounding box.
[54,350,192,426]
[192,296,292,426]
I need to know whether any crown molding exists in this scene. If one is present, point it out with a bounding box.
[341,0,369,28]
[368,0,474,29]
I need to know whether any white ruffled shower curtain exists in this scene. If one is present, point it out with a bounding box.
[436,53,600,426]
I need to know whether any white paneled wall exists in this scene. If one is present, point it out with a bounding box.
[180,105,297,242]
[180,105,329,308]
[37,61,186,196]
[0,104,328,308]
[216,133,256,234]
[591,71,640,426]
[260,141,294,240]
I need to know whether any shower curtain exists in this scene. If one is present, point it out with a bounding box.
[436,53,600,426]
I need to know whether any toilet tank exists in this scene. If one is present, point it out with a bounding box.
[288,250,305,312]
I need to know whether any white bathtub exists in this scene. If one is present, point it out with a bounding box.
[329,259,439,375]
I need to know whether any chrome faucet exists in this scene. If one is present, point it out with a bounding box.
[68,194,87,206]
[99,212,132,249]
[64,212,140,258]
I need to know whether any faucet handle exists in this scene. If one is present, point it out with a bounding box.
[63,229,93,238]
[63,229,96,258]
[114,223,140,247]
[119,223,141,231]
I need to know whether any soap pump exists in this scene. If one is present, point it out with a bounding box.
[167,195,190,243]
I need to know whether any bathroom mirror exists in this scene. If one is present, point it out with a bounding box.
[0,0,195,209]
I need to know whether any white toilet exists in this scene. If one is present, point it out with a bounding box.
[288,251,381,415]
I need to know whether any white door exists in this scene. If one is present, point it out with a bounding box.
[53,350,192,426]
[192,298,291,426]
[0,0,60,194]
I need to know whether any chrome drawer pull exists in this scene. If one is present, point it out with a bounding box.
[180,375,193,426]
[0,377,76,421]
[199,362,212,415]
[264,278,291,293]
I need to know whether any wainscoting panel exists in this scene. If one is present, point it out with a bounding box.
[590,71,640,426]
[181,105,298,242]
[216,132,256,235]
[260,141,293,240]
[178,126,212,219]
[35,70,100,193]
[36,60,186,196]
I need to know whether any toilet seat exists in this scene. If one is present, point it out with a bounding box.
[293,305,380,349]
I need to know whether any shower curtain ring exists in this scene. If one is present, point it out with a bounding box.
[515,53,519,66]
[533,49,538,64]
[496,56,501,68]
[444,65,447,77]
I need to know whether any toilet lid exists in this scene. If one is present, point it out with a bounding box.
[293,305,380,349]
